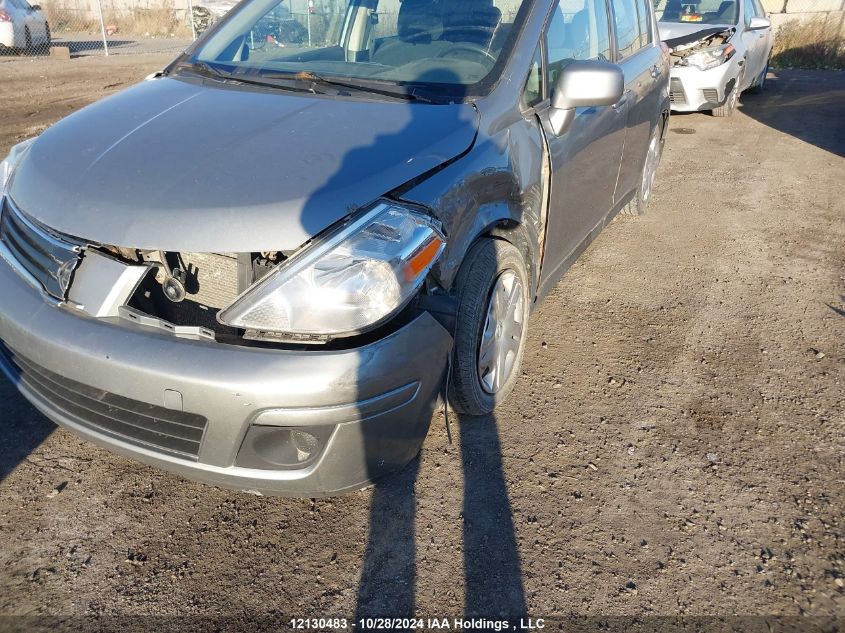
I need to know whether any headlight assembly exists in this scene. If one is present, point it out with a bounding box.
[218,202,446,341]
[683,43,736,71]
[0,137,36,195]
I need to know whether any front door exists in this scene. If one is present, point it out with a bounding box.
[539,0,627,282]
[741,0,769,87]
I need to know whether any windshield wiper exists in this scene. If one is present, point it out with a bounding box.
[177,61,316,94]
[260,71,436,103]
[183,60,231,80]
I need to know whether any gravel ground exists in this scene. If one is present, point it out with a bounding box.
[0,55,843,630]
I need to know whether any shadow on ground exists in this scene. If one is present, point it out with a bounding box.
[355,413,526,622]
[0,377,54,481]
[739,68,845,158]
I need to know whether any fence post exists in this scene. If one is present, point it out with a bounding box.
[187,0,196,40]
[95,0,109,56]
[307,7,312,47]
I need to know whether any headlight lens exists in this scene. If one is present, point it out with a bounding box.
[0,137,36,195]
[684,43,736,71]
[218,202,445,339]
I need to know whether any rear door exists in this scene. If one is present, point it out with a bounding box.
[538,0,627,280]
[610,0,664,202]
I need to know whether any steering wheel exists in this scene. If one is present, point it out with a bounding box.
[437,42,496,64]
[371,30,436,64]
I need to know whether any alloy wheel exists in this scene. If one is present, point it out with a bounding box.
[641,129,661,204]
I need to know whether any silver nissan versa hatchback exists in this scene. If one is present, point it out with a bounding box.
[0,0,668,496]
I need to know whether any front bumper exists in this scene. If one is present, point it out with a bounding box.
[669,60,740,112]
[0,256,452,496]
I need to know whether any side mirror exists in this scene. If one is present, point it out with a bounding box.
[549,60,624,136]
[748,16,771,30]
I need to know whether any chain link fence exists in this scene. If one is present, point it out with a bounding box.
[0,0,369,57]
[1,0,193,56]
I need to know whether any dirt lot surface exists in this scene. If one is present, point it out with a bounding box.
[0,55,843,630]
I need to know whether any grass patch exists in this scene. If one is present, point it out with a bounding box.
[42,0,192,39]
[771,15,845,69]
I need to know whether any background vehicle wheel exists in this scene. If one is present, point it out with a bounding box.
[712,80,740,117]
[747,62,768,93]
[449,238,530,416]
[621,122,664,216]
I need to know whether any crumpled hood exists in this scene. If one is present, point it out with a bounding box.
[659,22,732,43]
[9,76,478,252]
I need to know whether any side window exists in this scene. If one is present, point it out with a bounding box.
[610,0,643,58]
[522,46,544,108]
[634,0,652,48]
[751,0,766,16]
[545,0,612,89]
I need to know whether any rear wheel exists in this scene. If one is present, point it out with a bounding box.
[621,122,663,216]
[449,238,530,416]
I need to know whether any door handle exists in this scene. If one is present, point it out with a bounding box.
[650,65,660,78]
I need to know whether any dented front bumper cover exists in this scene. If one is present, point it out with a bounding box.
[0,253,452,496]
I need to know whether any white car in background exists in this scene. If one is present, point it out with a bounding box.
[655,0,774,116]
[0,0,49,52]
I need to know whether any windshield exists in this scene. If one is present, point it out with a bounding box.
[653,0,738,24]
[188,0,533,100]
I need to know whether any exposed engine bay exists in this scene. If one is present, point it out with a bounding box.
[664,27,734,66]
[98,247,288,342]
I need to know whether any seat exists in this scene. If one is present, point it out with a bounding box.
[663,0,683,20]
[440,0,502,48]
[372,0,445,66]
[566,9,590,59]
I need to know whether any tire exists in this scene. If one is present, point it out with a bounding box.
[746,62,768,94]
[620,121,664,216]
[449,238,530,416]
[712,77,740,117]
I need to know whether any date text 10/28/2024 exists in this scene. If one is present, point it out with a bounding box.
[290,618,546,630]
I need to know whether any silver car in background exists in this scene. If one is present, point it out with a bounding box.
[0,0,50,52]
[655,0,773,116]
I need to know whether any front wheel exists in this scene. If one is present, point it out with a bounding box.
[712,77,740,117]
[449,238,530,416]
